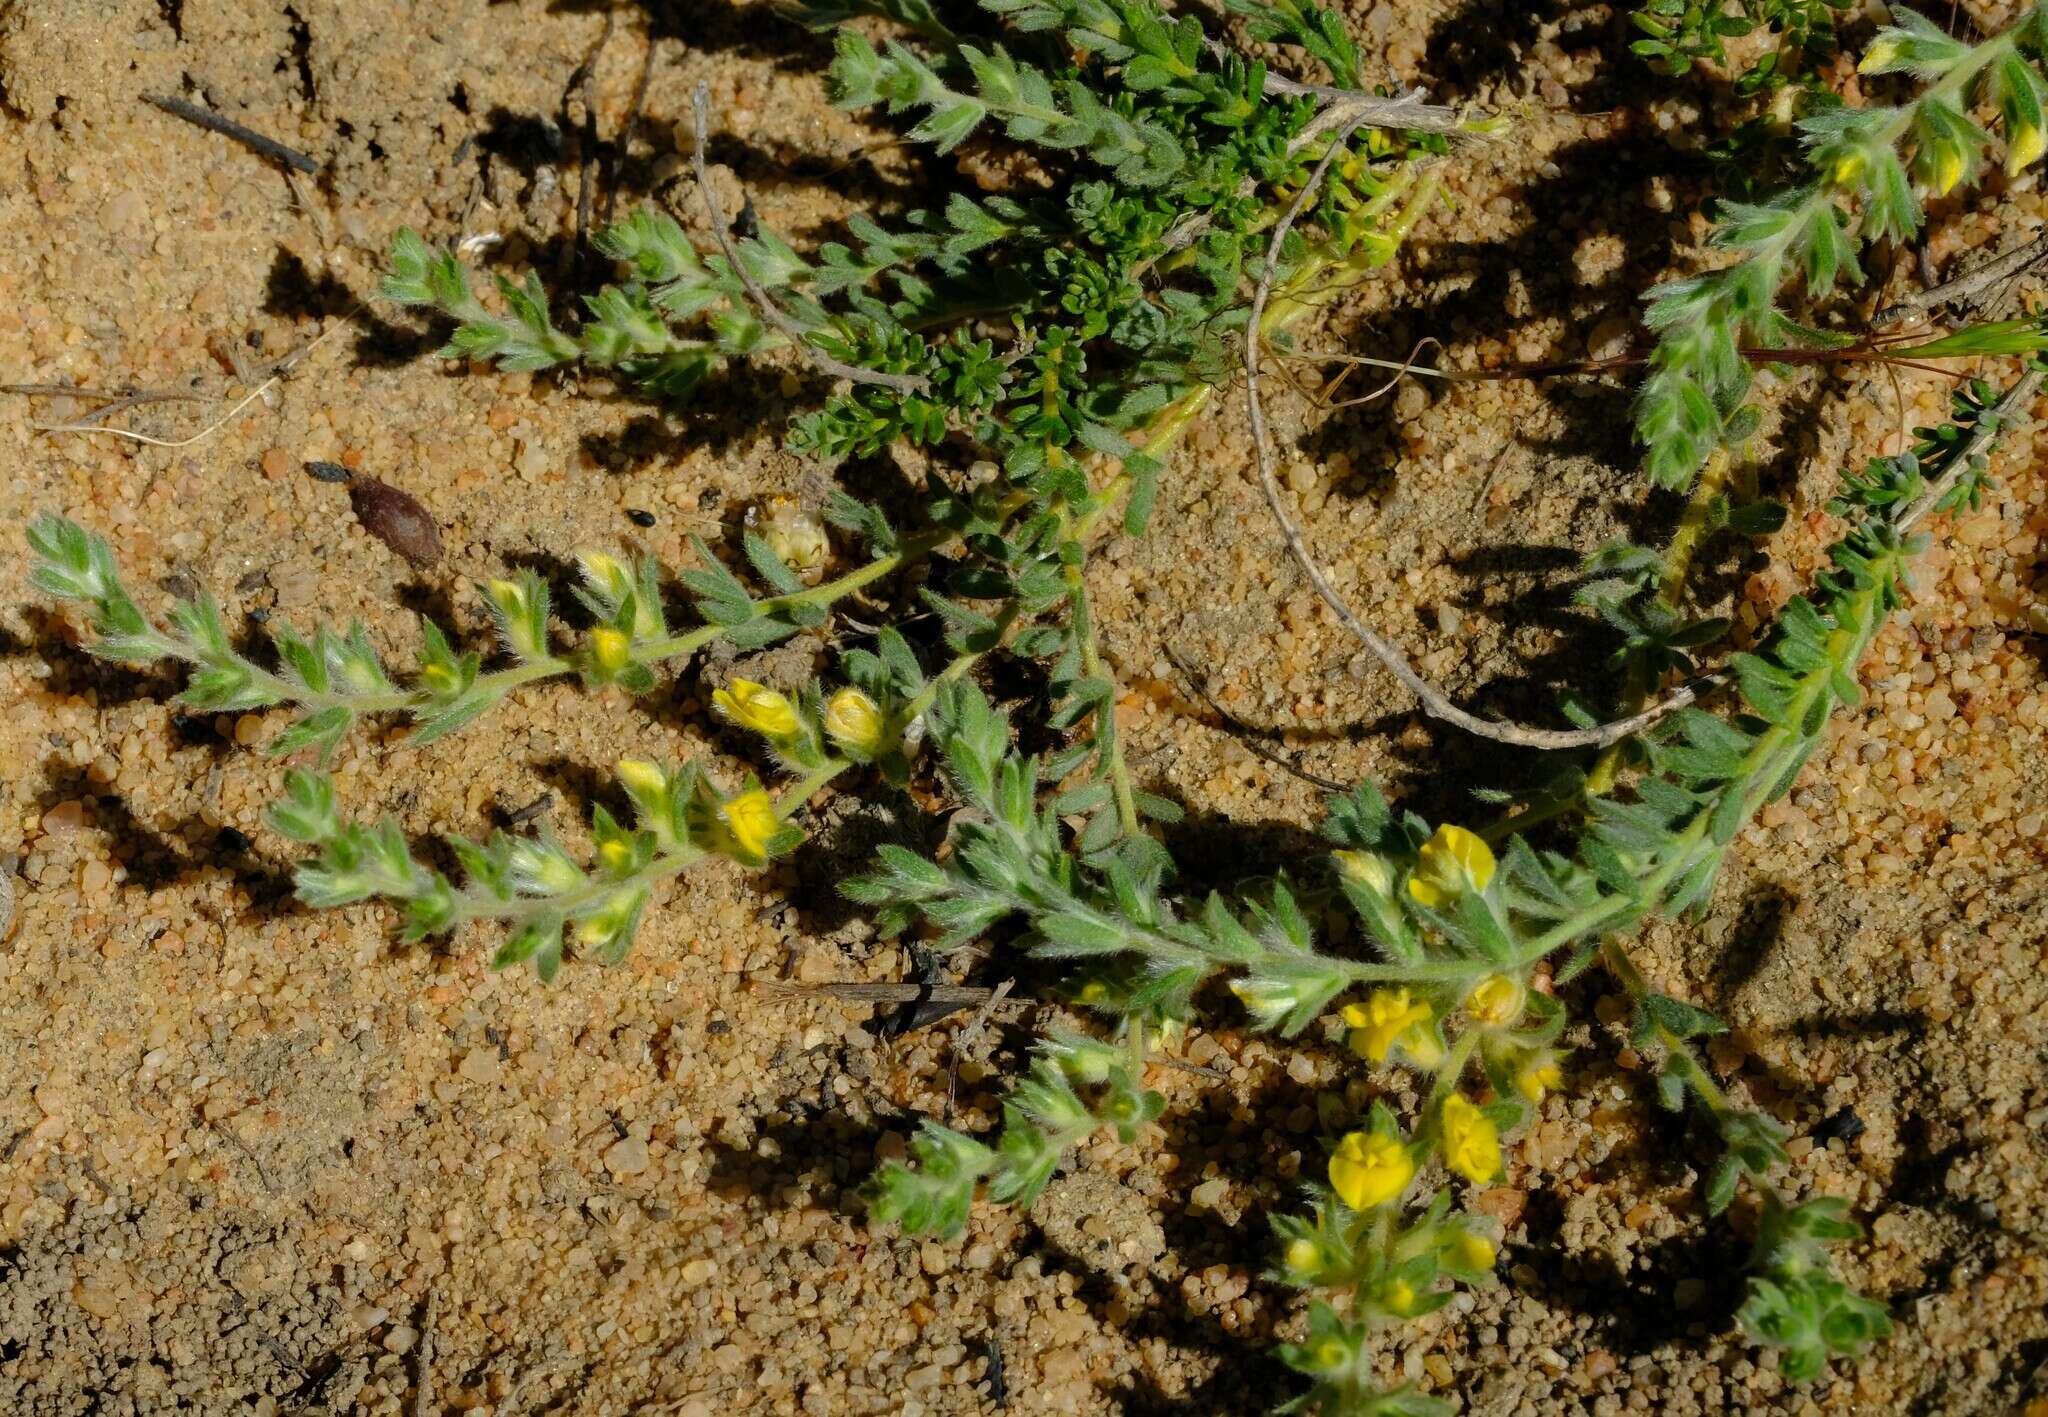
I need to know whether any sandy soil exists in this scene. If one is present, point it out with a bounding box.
[2,1,2046,1413]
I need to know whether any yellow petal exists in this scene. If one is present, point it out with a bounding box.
[1932,145,1965,196]
[1328,1130,1415,1210]
[1408,824,1495,906]
[721,789,780,862]
[590,626,632,677]
[1517,1058,1565,1103]
[714,679,800,739]
[2009,121,2046,176]
[1440,1094,1502,1184]
[1456,1231,1497,1271]
[1857,38,1899,75]
[1467,974,1523,1026]
[1343,989,1432,1064]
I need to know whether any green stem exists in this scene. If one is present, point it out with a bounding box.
[1584,445,1737,797]
[1062,539,1142,839]
[1515,571,1891,968]
[634,529,950,661]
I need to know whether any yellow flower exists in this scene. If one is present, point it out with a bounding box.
[2009,121,2046,176]
[1332,849,1396,896]
[1455,1230,1498,1271]
[598,837,636,875]
[588,626,632,679]
[1857,38,1900,75]
[1465,974,1524,1028]
[823,687,887,756]
[1407,824,1495,909]
[720,788,781,863]
[1830,148,1864,187]
[1342,989,1439,1066]
[1440,1094,1502,1184]
[1310,1337,1350,1372]
[1516,1055,1565,1103]
[1328,1129,1415,1211]
[714,679,801,740]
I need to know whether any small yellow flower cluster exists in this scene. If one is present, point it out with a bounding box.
[1325,1091,1501,1207]
[714,678,894,761]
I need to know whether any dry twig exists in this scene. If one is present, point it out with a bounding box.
[1241,120,1704,752]
[690,84,929,396]
[1871,230,2048,329]
[30,319,352,447]
[142,93,320,173]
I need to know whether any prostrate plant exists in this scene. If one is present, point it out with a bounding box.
[25,0,2046,1409]
[1631,0,1850,94]
[1636,3,2048,488]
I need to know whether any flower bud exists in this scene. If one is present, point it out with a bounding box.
[714,679,801,741]
[823,687,888,757]
[718,788,781,865]
[2008,119,2046,176]
[1332,849,1396,897]
[588,626,632,681]
[751,497,831,582]
[1282,1237,1323,1279]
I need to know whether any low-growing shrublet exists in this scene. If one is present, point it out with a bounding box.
[26,0,2048,1409]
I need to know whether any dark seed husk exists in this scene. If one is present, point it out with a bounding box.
[349,477,442,568]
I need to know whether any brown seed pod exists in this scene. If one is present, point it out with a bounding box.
[304,461,442,568]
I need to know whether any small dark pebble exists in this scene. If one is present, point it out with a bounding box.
[706,1019,731,1036]
[308,462,443,569]
[503,792,553,827]
[1814,1107,1866,1144]
[217,826,252,852]
[248,608,270,624]
[158,574,197,601]
[626,508,656,527]
[698,487,722,510]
